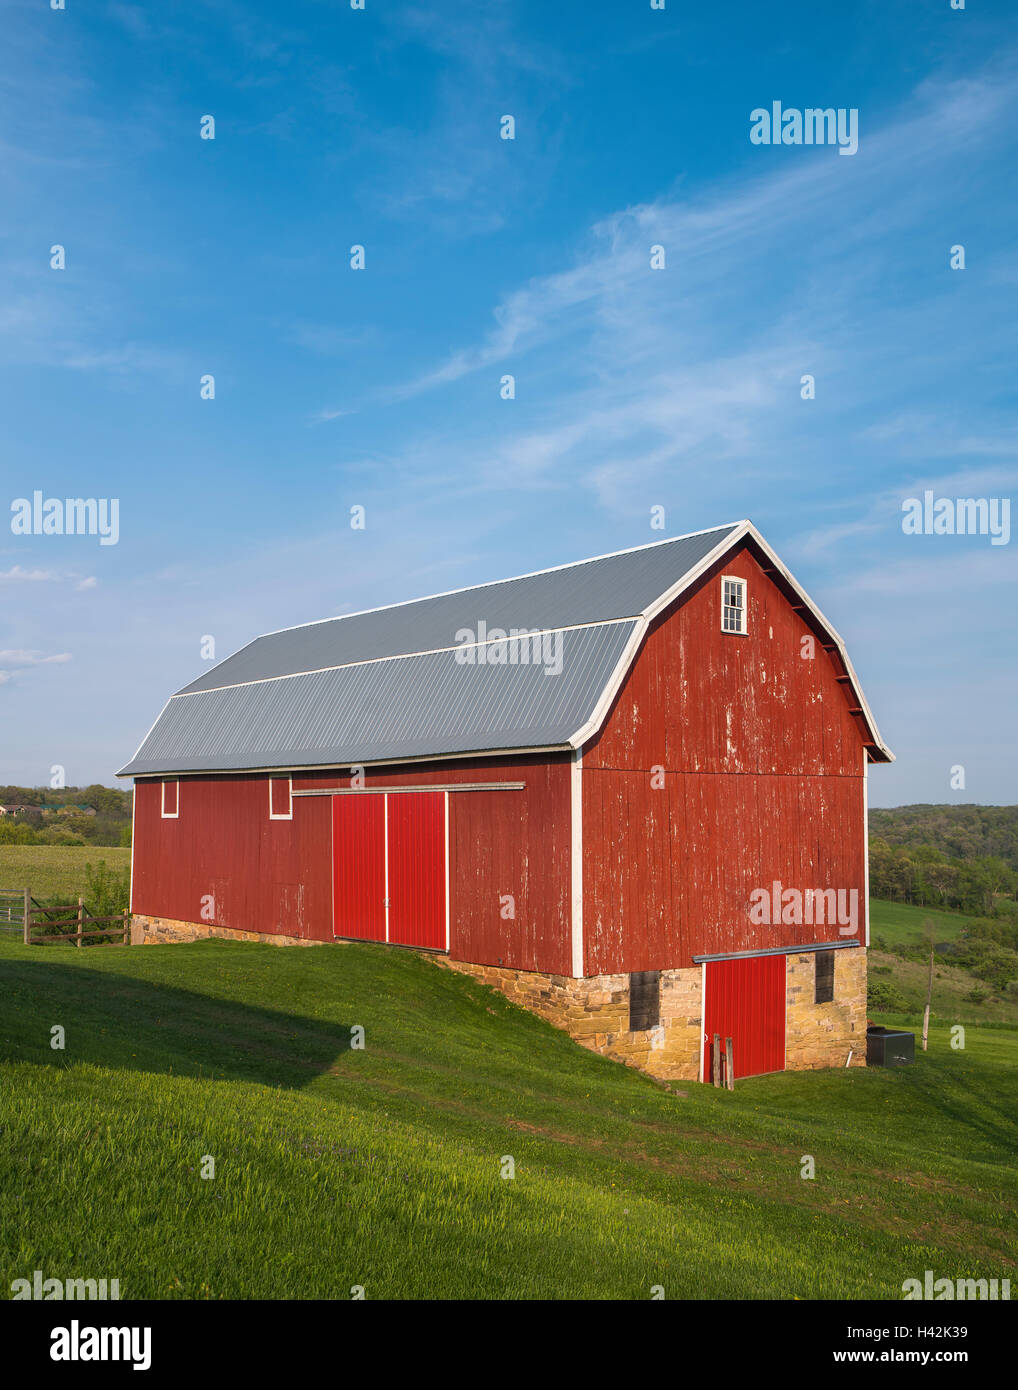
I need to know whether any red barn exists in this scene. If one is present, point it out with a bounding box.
[119,521,892,1081]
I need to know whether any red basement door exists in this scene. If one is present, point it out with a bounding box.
[704,953,786,1079]
[331,794,386,942]
[332,792,447,951]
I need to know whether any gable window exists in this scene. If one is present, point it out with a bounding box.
[815,950,835,1004]
[721,576,748,634]
[161,779,179,819]
[629,971,661,1032]
[268,776,293,821]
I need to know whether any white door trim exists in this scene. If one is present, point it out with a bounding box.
[444,790,450,954]
[383,793,390,943]
[570,749,583,978]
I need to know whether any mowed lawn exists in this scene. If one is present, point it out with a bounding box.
[1,936,1016,1300]
[0,845,131,903]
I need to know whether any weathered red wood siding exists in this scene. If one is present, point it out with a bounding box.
[131,752,572,973]
[581,543,867,974]
[132,774,333,941]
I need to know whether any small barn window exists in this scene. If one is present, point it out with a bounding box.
[815,951,835,1004]
[269,776,293,821]
[721,576,747,634]
[161,780,179,819]
[629,971,661,1032]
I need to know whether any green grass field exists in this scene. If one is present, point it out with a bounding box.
[869,950,1018,1029]
[0,845,131,903]
[1,933,1015,1299]
[869,898,973,949]
[868,898,1018,1030]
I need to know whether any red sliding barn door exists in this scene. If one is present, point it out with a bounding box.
[704,954,786,1079]
[387,792,447,950]
[332,791,447,950]
[332,795,386,941]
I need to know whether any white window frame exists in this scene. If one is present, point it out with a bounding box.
[161,779,180,819]
[720,575,748,635]
[268,775,293,821]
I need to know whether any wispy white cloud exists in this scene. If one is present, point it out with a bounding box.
[794,463,1017,558]
[0,565,58,583]
[396,66,1018,397]
[287,322,376,356]
[843,548,1018,599]
[364,60,1018,548]
[0,650,73,667]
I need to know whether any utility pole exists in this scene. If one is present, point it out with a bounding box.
[922,940,934,1052]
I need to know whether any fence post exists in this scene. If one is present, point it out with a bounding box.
[712,1033,721,1087]
[123,907,129,946]
[23,887,30,945]
[725,1037,735,1091]
[77,896,83,948]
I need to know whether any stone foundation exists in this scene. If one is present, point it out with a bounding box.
[437,959,703,1082]
[132,914,866,1081]
[130,914,322,948]
[785,947,867,1069]
[439,948,867,1082]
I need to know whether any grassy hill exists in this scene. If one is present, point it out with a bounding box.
[0,845,131,903]
[1,935,1016,1299]
[869,898,1018,1029]
[869,898,972,950]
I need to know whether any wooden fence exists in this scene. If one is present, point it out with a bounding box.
[0,889,130,946]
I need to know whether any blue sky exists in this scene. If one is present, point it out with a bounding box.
[1,0,1015,805]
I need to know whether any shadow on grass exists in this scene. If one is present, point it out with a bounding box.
[0,957,354,1089]
[909,1065,1018,1163]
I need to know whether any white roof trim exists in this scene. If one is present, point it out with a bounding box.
[120,696,173,781]
[568,618,648,748]
[119,519,892,777]
[738,522,893,762]
[253,521,744,640]
[567,520,893,762]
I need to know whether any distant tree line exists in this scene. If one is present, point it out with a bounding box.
[868,838,1017,915]
[0,785,132,848]
[869,804,1018,873]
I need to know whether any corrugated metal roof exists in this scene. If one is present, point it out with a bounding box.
[178,524,738,693]
[119,621,638,775]
[118,520,893,776]
[118,526,744,775]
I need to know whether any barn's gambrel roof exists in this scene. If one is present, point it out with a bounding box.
[117,521,892,777]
